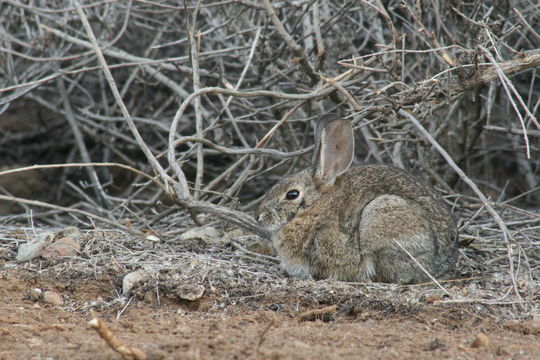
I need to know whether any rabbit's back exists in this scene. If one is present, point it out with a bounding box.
[257,115,458,284]
[279,164,458,283]
[326,165,455,238]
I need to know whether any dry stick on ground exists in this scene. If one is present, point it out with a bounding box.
[88,311,147,360]
[257,320,275,348]
[298,305,337,322]
[399,109,523,302]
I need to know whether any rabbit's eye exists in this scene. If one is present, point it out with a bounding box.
[286,189,300,200]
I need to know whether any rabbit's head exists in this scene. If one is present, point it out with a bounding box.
[255,114,355,233]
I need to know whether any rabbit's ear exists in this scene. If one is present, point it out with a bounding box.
[313,114,354,186]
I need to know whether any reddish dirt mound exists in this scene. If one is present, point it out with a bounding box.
[1,269,539,360]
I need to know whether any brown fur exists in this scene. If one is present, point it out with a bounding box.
[255,115,458,284]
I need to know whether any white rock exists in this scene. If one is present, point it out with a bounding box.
[176,284,205,301]
[145,234,160,242]
[29,288,43,301]
[16,232,54,262]
[122,269,155,296]
[179,226,219,243]
[16,227,80,262]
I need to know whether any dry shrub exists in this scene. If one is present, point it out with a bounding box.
[0,0,538,315]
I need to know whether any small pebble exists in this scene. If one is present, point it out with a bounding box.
[180,226,219,243]
[43,291,63,306]
[29,288,43,301]
[471,333,489,348]
[176,284,205,301]
[122,269,153,296]
[40,238,80,259]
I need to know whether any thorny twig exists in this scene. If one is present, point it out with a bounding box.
[88,310,147,360]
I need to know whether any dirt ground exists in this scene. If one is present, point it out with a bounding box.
[1,2,539,358]
[1,267,539,360]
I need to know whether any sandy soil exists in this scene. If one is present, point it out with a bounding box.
[1,268,539,360]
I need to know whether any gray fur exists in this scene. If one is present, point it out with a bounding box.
[255,115,458,284]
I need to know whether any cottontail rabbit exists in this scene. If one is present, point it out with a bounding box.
[255,114,458,284]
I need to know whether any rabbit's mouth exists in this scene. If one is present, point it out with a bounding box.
[256,213,283,233]
[256,209,291,233]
